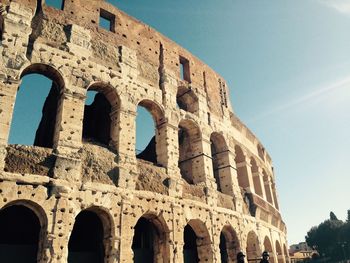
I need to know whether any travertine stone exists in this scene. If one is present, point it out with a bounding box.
[0,1,289,262]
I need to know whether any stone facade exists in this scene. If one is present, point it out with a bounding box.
[0,0,289,262]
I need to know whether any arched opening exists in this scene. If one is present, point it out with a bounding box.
[235,145,251,190]
[183,219,212,263]
[251,158,263,197]
[183,225,199,263]
[0,204,41,262]
[263,236,275,263]
[263,171,273,204]
[210,132,229,193]
[220,233,228,263]
[176,86,198,114]
[136,100,165,166]
[246,231,261,262]
[82,83,119,148]
[275,241,283,263]
[132,214,169,263]
[178,119,202,184]
[9,64,64,148]
[68,210,109,263]
[220,225,240,263]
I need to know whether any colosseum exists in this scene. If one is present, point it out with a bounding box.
[0,0,289,262]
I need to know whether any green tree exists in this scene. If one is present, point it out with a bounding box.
[305,213,345,261]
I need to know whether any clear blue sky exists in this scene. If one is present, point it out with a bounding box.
[104,0,350,245]
[8,0,350,246]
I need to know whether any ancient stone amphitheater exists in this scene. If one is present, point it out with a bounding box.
[0,0,289,262]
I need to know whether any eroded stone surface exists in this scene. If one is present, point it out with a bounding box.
[0,1,289,263]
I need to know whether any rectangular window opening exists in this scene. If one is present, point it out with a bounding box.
[99,9,116,32]
[46,0,65,10]
[179,56,190,82]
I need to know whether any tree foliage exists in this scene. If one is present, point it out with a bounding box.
[305,210,350,262]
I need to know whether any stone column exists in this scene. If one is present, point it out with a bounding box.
[52,87,85,183]
[119,200,137,263]
[115,105,138,190]
[264,176,275,206]
[225,150,245,212]
[157,121,183,197]
[271,182,280,210]
[0,80,18,168]
[236,152,255,194]
[194,136,217,206]
[252,167,267,199]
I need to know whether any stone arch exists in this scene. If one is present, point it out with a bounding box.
[132,212,170,263]
[251,157,264,197]
[263,170,273,204]
[275,240,283,263]
[83,82,120,148]
[0,200,48,262]
[135,99,166,166]
[68,207,114,263]
[176,85,199,114]
[178,119,203,184]
[220,225,240,263]
[234,145,251,190]
[9,63,66,148]
[210,132,230,192]
[263,236,275,263]
[184,219,213,263]
[246,231,261,262]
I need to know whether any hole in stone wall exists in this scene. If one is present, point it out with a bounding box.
[82,90,111,146]
[45,0,65,10]
[135,106,156,164]
[176,86,198,114]
[99,9,115,32]
[68,210,105,263]
[0,205,41,262]
[179,56,190,82]
[183,224,199,263]
[9,73,60,148]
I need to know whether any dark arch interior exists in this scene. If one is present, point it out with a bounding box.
[68,210,105,263]
[132,217,157,263]
[0,205,41,263]
[220,232,228,263]
[9,73,60,148]
[183,224,199,263]
[83,91,111,146]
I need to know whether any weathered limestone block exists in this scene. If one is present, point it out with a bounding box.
[0,1,289,263]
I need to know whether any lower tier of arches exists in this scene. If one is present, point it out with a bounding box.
[0,179,289,263]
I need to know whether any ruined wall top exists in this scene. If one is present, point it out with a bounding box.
[0,0,273,167]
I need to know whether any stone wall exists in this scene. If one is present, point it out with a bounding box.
[0,1,289,262]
